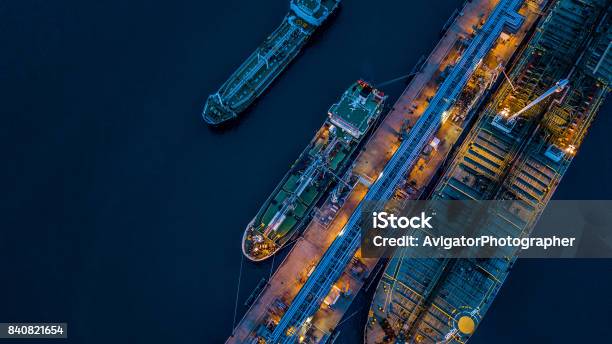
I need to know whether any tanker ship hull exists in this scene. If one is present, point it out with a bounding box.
[202,0,340,125]
[243,80,386,261]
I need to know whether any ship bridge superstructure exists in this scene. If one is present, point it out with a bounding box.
[290,0,337,26]
[328,80,386,138]
[262,1,525,342]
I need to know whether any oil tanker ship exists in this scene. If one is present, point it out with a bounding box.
[365,0,612,342]
[202,0,340,125]
[242,80,386,261]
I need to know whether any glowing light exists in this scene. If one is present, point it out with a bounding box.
[458,316,476,334]
[442,110,450,123]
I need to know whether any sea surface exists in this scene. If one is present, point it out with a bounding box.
[1,0,611,343]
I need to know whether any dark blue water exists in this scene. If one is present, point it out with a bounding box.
[1,1,610,343]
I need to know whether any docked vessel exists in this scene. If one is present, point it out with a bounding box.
[242,80,386,261]
[365,0,612,342]
[202,0,340,125]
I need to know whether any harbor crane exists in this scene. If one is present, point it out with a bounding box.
[492,79,569,133]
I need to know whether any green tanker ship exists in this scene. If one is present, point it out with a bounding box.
[242,80,386,261]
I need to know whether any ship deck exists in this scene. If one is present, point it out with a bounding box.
[366,0,611,341]
[218,16,310,110]
[203,4,323,125]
